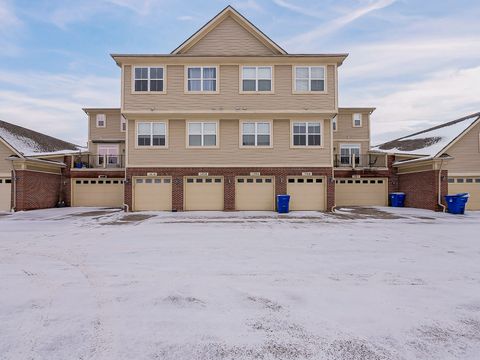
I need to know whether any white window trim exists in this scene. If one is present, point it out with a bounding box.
[184,65,220,94]
[332,116,338,132]
[290,120,324,148]
[97,144,120,166]
[292,65,327,94]
[339,143,361,165]
[239,66,274,94]
[353,113,363,127]
[131,65,167,94]
[120,115,126,132]
[135,120,168,149]
[239,120,273,148]
[186,120,220,149]
[96,114,106,128]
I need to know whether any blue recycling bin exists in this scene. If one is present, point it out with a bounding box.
[445,193,469,214]
[277,195,290,213]
[389,192,406,207]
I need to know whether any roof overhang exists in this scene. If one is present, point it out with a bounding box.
[393,155,453,167]
[83,108,121,114]
[338,107,376,114]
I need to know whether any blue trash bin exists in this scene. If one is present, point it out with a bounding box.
[389,192,406,207]
[445,193,469,214]
[277,195,290,213]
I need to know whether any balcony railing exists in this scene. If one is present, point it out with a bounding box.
[334,153,387,168]
[72,154,125,169]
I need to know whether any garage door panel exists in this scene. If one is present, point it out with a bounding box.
[236,177,274,211]
[185,177,224,211]
[72,179,124,207]
[0,178,12,211]
[134,177,172,211]
[448,177,480,210]
[287,177,326,211]
[335,178,388,207]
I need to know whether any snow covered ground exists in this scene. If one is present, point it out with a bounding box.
[1,207,480,360]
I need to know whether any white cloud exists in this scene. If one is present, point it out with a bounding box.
[177,15,194,21]
[233,0,263,12]
[272,0,327,19]
[0,0,23,55]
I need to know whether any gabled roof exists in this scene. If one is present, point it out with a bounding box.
[371,112,480,158]
[0,120,82,157]
[171,5,287,55]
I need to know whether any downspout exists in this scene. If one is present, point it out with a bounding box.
[437,159,446,213]
[10,160,16,212]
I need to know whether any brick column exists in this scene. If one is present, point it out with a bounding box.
[224,175,235,211]
[172,176,184,211]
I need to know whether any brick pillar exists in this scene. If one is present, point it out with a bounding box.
[224,175,235,211]
[63,155,72,206]
[172,176,184,211]
[125,171,133,211]
[326,171,335,211]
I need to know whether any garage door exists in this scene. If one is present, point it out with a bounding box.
[72,178,124,207]
[236,177,275,211]
[335,178,388,206]
[184,177,224,211]
[448,177,480,210]
[134,177,172,211]
[287,176,326,211]
[0,178,12,211]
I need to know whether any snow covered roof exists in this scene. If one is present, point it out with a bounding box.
[372,112,480,157]
[0,120,81,157]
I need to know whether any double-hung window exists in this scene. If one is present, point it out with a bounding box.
[137,122,167,147]
[340,144,360,165]
[241,66,272,92]
[292,121,322,147]
[294,66,325,92]
[188,122,217,147]
[187,66,217,92]
[241,122,271,147]
[353,113,362,127]
[96,114,106,128]
[133,66,165,92]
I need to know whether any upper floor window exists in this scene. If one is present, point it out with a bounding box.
[186,66,217,92]
[137,122,167,147]
[96,114,106,128]
[294,66,325,93]
[332,116,338,132]
[188,122,217,147]
[133,66,164,92]
[120,115,126,132]
[292,121,322,147]
[353,113,362,127]
[241,121,271,147]
[241,66,272,92]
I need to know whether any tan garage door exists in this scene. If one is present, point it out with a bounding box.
[236,177,275,211]
[335,178,388,206]
[134,177,172,211]
[0,178,12,211]
[448,177,480,210]
[287,176,326,211]
[72,178,124,207]
[184,177,224,211]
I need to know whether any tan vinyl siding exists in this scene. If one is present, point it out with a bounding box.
[123,64,336,112]
[444,121,480,173]
[88,110,125,143]
[183,16,275,56]
[0,141,14,175]
[128,118,332,167]
[397,163,434,174]
[334,111,370,141]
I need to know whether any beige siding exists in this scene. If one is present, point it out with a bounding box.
[334,111,370,142]
[0,141,14,175]
[444,121,480,174]
[88,109,125,144]
[128,118,332,167]
[123,64,336,112]
[183,16,275,56]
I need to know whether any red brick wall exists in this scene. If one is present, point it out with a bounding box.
[15,170,62,211]
[398,169,448,211]
[125,167,334,212]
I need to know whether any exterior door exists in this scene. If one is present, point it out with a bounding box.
[184,177,224,211]
[0,178,12,211]
[134,177,172,211]
[335,178,388,206]
[97,144,120,168]
[340,144,360,166]
[72,178,124,207]
[235,177,275,211]
[448,177,480,210]
[287,176,326,211]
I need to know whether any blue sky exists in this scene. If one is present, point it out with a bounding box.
[0,0,479,145]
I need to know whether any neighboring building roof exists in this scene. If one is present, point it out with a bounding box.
[371,112,480,158]
[0,120,82,157]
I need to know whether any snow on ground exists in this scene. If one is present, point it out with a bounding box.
[1,207,480,360]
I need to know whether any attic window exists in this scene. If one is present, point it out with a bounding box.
[96,114,106,128]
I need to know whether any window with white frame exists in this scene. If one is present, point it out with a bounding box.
[332,116,338,131]
[137,122,166,147]
[187,67,217,92]
[97,144,119,167]
[96,114,106,128]
[353,113,362,127]
[120,116,126,132]
[242,122,271,147]
[340,144,360,165]
[294,66,325,92]
[241,66,272,92]
[133,67,164,92]
[188,122,217,147]
[292,122,321,146]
